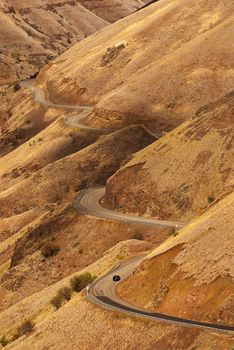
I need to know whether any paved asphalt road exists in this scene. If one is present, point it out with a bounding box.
[75,187,186,229]
[21,79,234,334]
[20,80,162,136]
[87,257,234,333]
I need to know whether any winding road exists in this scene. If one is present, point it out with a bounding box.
[20,80,163,136]
[21,79,234,334]
[87,257,234,333]
[20,80,108,132]
[75,187,186,229]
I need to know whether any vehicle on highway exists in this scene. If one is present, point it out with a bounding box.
[113,275,121,282]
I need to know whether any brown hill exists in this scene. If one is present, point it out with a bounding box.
[0,0,233,347]
[0,240,233,350]
[35,0,234,133]
[0,0,108,85]
[78,0,144,22]
[0,125,155,218]
[118,191,234,326]
[103,92,234,221]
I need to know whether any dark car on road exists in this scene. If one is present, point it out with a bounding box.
[113,275,121,282]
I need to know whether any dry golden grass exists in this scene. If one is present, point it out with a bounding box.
[36,0,234,132]
[0,0,108,84]
[118,192,234,325]
[78,0,144,22]
[104,92,234,220]
[0,125,154,218]
[0,1,233,348]
[0,240,233,350]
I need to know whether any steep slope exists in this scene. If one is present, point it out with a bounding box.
[0,206,157,311]
[78,0,144,22]
[0,126,156,310]
[0,0,233,347]
[0,115,99,192]
[0,0,108,85]
[35,0,234,133]
[118,192,234,326]
[0,240,233,350]
[103,92,234,221]
[0,85,76,157]
[0,125,155,218]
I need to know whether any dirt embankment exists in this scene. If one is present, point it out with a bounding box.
[118,192,234,325]
[0,240,233,350]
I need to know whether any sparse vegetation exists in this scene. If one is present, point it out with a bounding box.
[58,287,72,301]
[15,320,34,339]
[0,336,10,347]
[13,82,21,92]
[41,242,60,258]
[51,287,72,309]
[50,294,63,309]
[100,42,126,66]
[70,272,96,293]
[11,50,21,61]
[169,228,179,237]
[208,196,214,204]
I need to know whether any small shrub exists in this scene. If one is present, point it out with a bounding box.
[51,287,72,309]
[116,254,124,260]
[13,83,21,92]
[208,196,214,204]
[57,287,72,301]
[0,336,10,347]
[41,242,60,258]
[50,294,64,309]
[169,228,176,236]
[100,43,126,66]
[70,272,96,293]
[16,320,34,339]
[11,50,20,61]
[169,228,179,237]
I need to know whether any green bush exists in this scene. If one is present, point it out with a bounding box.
[70,272,96,293]
[41,242,60,258]
[15,320,34,339]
